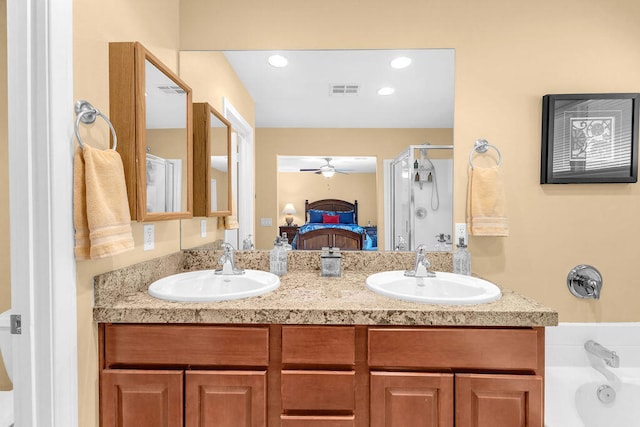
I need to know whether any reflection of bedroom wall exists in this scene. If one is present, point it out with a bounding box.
[210,168,229,212]
[210,127,227,155]
[278,172,377,226]
[256,127,454,249]
[146,128,188,211]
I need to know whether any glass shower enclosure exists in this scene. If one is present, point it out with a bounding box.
[390,144,454,251]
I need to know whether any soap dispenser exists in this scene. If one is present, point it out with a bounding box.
[453,237,471,275]
[270,237,287,276]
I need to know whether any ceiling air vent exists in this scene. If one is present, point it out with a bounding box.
[329,84,360,96]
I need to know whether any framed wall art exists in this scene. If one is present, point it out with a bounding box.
[540,93,639,184]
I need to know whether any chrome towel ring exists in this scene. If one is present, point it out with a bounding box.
[74,100,117,150]
[469,138,502,169]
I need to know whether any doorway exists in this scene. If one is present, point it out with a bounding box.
[223,98,255,249]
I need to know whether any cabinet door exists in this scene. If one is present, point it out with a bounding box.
[185,370,266,427]
[101,369,183,427]
[456,374,543,427]
[370,372,454,427]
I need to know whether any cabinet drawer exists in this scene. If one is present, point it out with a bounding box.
[281,415,355,426]
[281,370,355,411]
[104,324,269,367]
[282,326,355,365]
[368,328,541,371]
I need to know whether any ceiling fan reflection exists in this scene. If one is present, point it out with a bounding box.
[299,158,352,177]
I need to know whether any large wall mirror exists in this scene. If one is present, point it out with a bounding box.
[193,103,232,217]
[179,48,455,250]
[110,42,193,221]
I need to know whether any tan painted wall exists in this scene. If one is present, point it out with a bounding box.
[180,0,640,323]
[278,172,378,228]
[256,128,453,248]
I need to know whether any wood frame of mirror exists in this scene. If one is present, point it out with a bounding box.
[109,41,193,221]
[193,103,233,217]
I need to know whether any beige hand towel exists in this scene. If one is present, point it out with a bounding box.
[466,166,509,236]
[74,145,134,259]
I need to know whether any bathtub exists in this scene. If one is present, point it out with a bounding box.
[545,323,640,427]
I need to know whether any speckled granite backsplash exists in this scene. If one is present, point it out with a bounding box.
[182,248,452,274]
[94,250,450,306]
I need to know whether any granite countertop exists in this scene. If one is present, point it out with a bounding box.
[93,250,558,327]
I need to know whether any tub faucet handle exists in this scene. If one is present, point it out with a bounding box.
[567,265,602,300]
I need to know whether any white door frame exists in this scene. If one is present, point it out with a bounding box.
[8,0,78,426]
[222,98,255,247]
[382,159,392,251]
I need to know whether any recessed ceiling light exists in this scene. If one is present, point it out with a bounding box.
[377,87,395,96]
[268,54,288,68]
[390,56,412,69]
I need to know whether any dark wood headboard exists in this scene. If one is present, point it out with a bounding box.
[305,199,358,224]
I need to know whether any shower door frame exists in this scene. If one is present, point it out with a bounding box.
[388,145,454,251]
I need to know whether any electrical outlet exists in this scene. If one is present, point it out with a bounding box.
[455,223,467,245]
[200,219,207,238]
[143,224,155,251]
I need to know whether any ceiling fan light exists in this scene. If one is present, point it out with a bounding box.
[321,169,336,178]
[377,87,395,96]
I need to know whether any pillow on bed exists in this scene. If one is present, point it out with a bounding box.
[322,213,340,224]
[308,209,334,223]
[338,210,355,224]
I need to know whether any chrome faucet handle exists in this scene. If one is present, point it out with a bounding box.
[405,244,435,277]
[567,265,602,300]
[215,242,244,275]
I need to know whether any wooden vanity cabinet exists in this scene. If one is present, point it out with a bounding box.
[368,327,545,427]
[99,324,545,427]
[99,324,269,427]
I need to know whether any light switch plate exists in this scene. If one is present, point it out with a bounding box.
[200,219,207,238]
[260,218,272,227]
[143,224,155,250]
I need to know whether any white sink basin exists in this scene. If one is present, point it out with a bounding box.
[148,269,280,302]
[365,271,501,305]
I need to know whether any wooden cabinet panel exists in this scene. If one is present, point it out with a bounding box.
[101,369,183,427]
[282,326,355,366]
[104,324,269,367]
[281,370,355,412]
[281,415,355,426]
[370,372,454,427]
[456,374,543,427]
[185,371,266,427]
[368,328,541,371]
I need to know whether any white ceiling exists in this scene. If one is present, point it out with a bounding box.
[223,49,455,129]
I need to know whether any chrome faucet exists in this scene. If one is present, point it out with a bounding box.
[404,244,436,278]
[585,340,620,368]
[215,242,245,275]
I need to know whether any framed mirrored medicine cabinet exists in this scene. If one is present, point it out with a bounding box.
[109,41,194,221]
[193,103,232,217]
